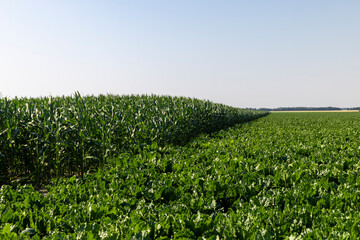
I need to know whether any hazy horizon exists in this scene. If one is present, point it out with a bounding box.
[1,91,358,110]
[1,1,359,108]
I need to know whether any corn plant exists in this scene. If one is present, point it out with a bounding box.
[0,93,268,185]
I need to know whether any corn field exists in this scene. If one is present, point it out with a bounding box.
[0,93,268,186]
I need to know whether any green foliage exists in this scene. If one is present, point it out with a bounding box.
[2,105,359,238]
[0,93,267,185]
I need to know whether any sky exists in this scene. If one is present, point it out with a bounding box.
[1,1,359,108]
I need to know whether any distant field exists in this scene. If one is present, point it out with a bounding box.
[272,110,359,113]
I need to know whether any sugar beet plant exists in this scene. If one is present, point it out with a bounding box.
[0,93,267,186]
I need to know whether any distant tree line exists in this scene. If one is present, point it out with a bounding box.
[247,107,360,112]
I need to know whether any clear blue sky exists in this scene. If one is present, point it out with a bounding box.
[1,1,359,108]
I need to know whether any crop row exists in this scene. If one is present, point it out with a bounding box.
[0,94,267,185]
[1,112,359,239]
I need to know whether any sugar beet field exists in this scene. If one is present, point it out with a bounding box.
[1,95,360,239]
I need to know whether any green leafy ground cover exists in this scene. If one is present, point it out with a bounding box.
[1,110,360,239]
